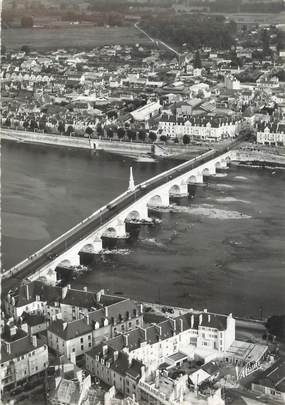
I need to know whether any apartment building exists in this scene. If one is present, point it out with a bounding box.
[158,114,239,141]
[256,121,285,146]
[1,325,48,393]
[85,311,235,396]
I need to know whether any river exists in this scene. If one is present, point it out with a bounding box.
[2,140,285,318]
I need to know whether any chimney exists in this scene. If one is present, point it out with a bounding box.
[63,322,68,330]
[5,342,11,354]
[123,334,129,347]
[67,284,71,289]
[62,286,68,300]
[103,344,108,356]
[208,314,211,323]
[172,319,177,334]
[191,315,194,329]
[26,284,30,300]
[10,325,17,336]
[180,318,183,332]
[104,306,109,318]
[140,365,146,382]
[114,351,119,362]
[83,286,87,292]
[86,316,90,325]
[32,335,37,347]
[199,314,203,325]
[96,291,102,303]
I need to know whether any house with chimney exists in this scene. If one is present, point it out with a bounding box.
[46,290,143,361]
[85,311,236,396]
[0,324,48,393]
[4,281,143,329]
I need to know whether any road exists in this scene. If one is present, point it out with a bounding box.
[2,136,244,294]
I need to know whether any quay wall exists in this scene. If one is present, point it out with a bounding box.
[234,149,285,167]
[1,128,208,157]
[93,139,152,155]
[1,129,92,149]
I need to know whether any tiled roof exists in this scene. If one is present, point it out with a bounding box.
[48,319,93,341]
[1,335,46,363]
[62,289,100,309]
[253,360,285,393]
[200,314,227,330]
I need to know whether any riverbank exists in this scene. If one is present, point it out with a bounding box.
[2,128,285,166]
[234,146,285,168]
[0,128,208,158]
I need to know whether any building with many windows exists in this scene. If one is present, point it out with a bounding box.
[0,325,48,393]
[85,311,235,398]
[256,121,285,146]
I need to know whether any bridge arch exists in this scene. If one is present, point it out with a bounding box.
[102,227,117,238]
[125,210,140,222]
[147,195,163,207]
[225,156,231,163]
[169,184,180,195]
[215,161,222,169]
[57,259,72,268]
[81,243,95,253]
[187,175,197,184]
[202,168,210,177]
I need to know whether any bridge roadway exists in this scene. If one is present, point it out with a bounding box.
[2,137,243,294]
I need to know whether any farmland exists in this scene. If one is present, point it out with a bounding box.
[2,26,151,50]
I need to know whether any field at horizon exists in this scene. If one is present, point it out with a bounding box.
[2,26,151,50]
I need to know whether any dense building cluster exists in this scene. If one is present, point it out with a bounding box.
[1,280,275,405]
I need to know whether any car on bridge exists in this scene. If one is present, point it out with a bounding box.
[45,252,58,260]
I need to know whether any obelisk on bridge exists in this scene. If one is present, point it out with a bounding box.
[128,166,135,191]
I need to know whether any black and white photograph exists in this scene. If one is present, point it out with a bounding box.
[1,0,285,404]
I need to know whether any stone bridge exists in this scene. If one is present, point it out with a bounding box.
[26,150,235,282]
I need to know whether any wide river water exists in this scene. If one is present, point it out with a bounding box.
[2,140,285,318]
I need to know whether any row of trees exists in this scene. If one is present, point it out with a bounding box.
[3,117,193,144]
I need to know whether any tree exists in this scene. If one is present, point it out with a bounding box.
[96,123,104,137]
[106,128,114,138]
[160,135,167,142]
[21,45,31,54]
[39,120,47,132]
[21,16,34,28]
[117,127,125,140]
[30,119,38,131]
[261,29,270,56]
[266,315,285,340]
[183,134,190,145]
[193,50,202,69]
[138,130,146,142]
[23,120,29,129]
[66,125,74,136]
[4,117,11,127]
[85,126,94,136]
[58,122,65,134]
[127,129,136,141]
[149,131,157,143]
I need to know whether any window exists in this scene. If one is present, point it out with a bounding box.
[80,337,83,343]
[89,343,91,347]
[72,348,75,352]
[88,335,91,340]
[128,322,132,328]
[81,345,84,351]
